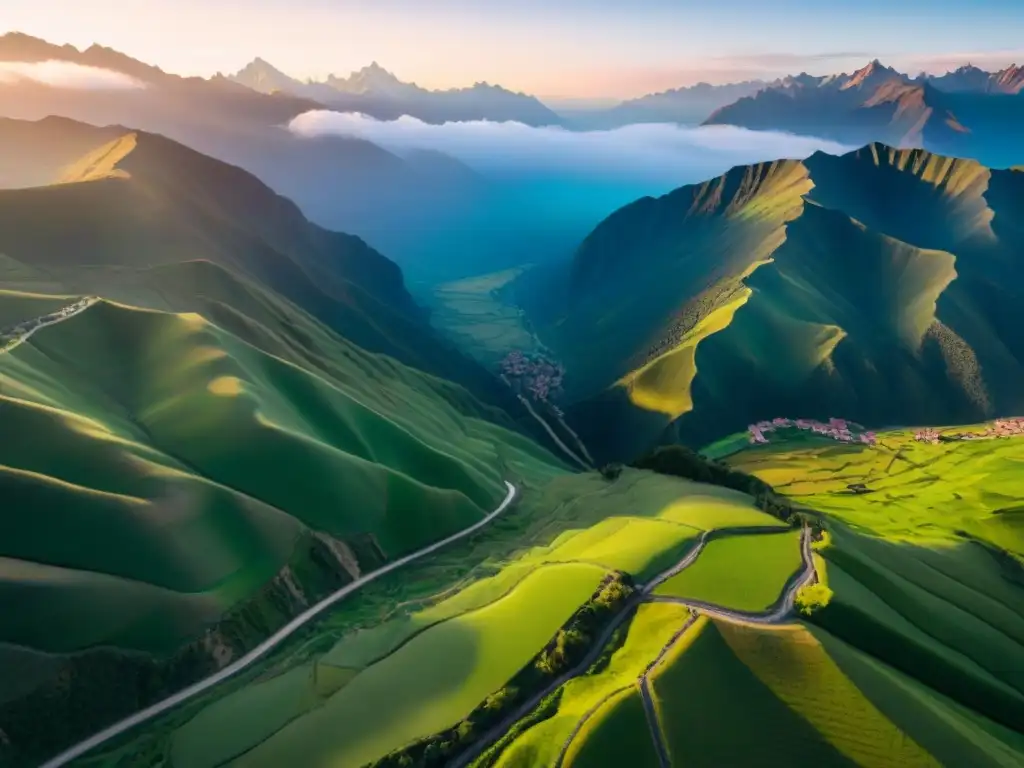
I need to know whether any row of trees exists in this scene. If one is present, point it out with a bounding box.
[626,444,817,529]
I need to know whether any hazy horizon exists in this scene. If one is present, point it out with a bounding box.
[3,0,1024,100]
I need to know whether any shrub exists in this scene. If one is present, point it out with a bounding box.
[599,463,624,481]
[482,686,517,712]
[795,583,833,615]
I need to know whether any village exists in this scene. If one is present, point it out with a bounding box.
[914,417,1024,444]
[0,297,97,353]
[748,417,878,446]
[745,414,1024,447]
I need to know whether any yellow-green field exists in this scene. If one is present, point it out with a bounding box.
[653,530,804,611]
[493,603,691,767]
[0,299,565,655]
[562,689,661,768]
[717,425,1024,748]
[724,425,1024,554]
[229,563,607,768]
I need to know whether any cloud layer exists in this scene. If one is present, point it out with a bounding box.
[0,60,145,90]
[288,111,852,186]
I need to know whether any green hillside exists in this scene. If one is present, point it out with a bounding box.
[0,117,521,412]
[3,119,1023,768]
[537,144,1024,461]
[68,468,809,768]
[723,423,1024,732]
[0,119,572,766]
[0,292,564,762]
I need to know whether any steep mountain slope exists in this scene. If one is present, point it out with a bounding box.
[0,116,123,188]
[0,35,491,271]
[0,122,568,765]
[925,63,1024,95]
[229,57,562,126]
[535,143,1024,460]
[704,60,1024,168]
[0,117,515,405]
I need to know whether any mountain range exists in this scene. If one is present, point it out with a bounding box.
[230,57,562,126]
[704,60,1024,168]
[0,34,513,274]
[569,60,1024,129]
[528,142,1024,461]
[0,115,575,765]
[1,31,1023,766]
[0,115,518,407]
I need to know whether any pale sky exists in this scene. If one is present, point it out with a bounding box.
[4,0,1024,99]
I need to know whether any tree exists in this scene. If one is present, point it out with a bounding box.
[483,687,515,711]
[795,583,833,615]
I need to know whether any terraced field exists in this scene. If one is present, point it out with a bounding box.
[227,564,608,768]
[716,424,1024,760]
[70,467,805,767]
[28,422,1024,767]
[491,603,691,767]
[652,530,804,611]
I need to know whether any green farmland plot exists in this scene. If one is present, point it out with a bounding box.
[653,530,804,611]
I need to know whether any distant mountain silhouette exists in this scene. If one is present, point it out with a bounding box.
[229,57,562,125]
[0,115,512,405]
[0,33,498,272]
[569,80,768,128]
[704,60,1024,168]
[923,63,1024,94]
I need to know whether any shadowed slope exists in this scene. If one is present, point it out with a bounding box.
[0,121,522,412]
[703,64,1024,169]
[540,144,1024,460]
[0,294,562,765]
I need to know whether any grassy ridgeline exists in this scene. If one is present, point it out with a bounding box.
[0,297,562,766]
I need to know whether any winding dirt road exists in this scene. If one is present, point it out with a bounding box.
[648,525,816,624]
[460,525,817,767]
[39,481,519,768]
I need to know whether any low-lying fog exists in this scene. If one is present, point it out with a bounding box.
[290,111,851,283]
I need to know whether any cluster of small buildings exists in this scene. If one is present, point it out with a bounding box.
[499,349,565,403]
[748,417,877,446]
[0,298,96,353]
[915,417,1024,444]
[913,427,942,444]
